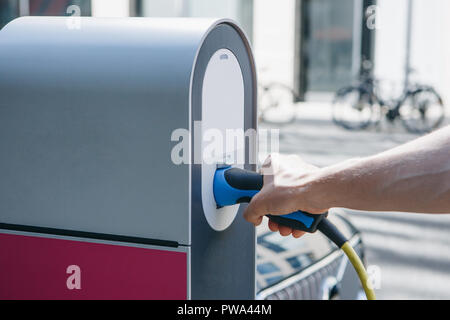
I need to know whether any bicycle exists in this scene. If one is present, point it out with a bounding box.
[258,82,300,124]
[332,64,445,134]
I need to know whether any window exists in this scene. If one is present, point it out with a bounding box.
[0,0,20,29]
[0,0,92,30]
[29,0,91,15]
[295,0,376,99]
[137,0,253,41]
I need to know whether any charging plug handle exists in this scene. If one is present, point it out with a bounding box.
[213,166,327,233]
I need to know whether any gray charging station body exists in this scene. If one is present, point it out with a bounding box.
[0,17,257,299]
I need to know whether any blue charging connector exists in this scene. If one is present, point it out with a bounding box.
[213,165,327,233]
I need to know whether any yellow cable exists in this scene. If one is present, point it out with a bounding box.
[341,242,376,300]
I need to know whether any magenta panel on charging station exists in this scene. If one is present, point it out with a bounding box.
[0,233,187,299]
[0,17,257,299]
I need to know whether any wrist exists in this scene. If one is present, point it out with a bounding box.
[305,157,365,211]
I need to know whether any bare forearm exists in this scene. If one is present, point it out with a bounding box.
[312,126,450,213]
[243,127,450,228]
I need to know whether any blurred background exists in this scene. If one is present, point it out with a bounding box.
[1,0,449,299]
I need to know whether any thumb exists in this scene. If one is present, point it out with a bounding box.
[243,192,267,226]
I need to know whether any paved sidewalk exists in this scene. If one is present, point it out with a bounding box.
[259,103,450,299]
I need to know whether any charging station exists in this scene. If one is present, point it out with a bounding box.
[0,17,257,299]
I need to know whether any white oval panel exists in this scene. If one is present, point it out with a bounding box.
[201,48,245,231]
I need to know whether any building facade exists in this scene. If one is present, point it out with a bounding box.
[1,0,449,107]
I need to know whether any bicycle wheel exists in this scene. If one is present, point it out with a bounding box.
[400,87,445,134]
[259,83,298,124]
[332,86,377,130]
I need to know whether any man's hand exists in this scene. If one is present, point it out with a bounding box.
[243,153,329,238]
